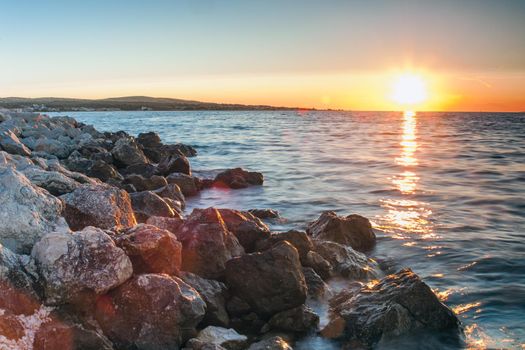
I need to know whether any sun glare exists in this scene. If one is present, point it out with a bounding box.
[391,73,428,106]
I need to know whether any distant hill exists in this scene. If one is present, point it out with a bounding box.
[0,96,302,112]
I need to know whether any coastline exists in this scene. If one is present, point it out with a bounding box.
[0,108,464,349]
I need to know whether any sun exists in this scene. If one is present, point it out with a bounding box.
[390,73,428,106]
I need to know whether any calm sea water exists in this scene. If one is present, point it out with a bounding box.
[50,110,525,349]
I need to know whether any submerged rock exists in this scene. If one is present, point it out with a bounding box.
[181,272,230,327]
[115,224,182,275]
[61,184,137,231]
[178,208,244,279]
[188,326,248,350]
[323,268,462,347]
[213,168,263,189]
[31,227,133,307]
[225,241,307,317]
[0,166,66,254]
[307,211,376,252]
[95,274,206,349]
[217,209,270,252]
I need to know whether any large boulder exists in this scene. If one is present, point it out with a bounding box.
[157,153,191,176]
[0,129,31,156]
[217,209,270,252]
[31,227,133,307]
[115,224,182,275]
[130,191,178,222]
[225,241,307,317]
[323,268,462,347]
[137,132,162,149]
[181,272,230,327]
[178,208,244,279]
[312,240,378,280]
[145,215,184,234]
[61,184,137,231]
[95,274,206,349]
[166,173,200,196]
[0,166,66,254]
[213,168,263,189]
[111,137,149,167]
[188,326,248,350]
[255,230,312,263]
[307,211,376,252]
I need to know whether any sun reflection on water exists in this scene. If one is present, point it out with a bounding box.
[376,111,434,237]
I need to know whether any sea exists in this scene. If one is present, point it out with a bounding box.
[49,110,525,349]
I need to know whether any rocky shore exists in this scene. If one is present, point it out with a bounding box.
[0,109,463,349]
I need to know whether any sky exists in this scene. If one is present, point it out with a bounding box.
[1,0,525,111]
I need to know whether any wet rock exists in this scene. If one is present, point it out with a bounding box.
[157,153,191,176]
[130,190,177,222]
[181,272,229,327]
[256,230,312,263]
[124,174,167,191]
[0,129,31,156]
[62,184,137,231]
[247,336,293,350]
[312,240,378,280]
[248,208,280,220]
[302,267,330,299]
[120,163,157,177]
[225,242,307,317]
[146,215,184,234]
[303,250,332,279]
[265,305,319,333]
[188,326,248,350]
[87,160,122,182]
[137,131,162,149]
[179,208,244,279]
[307,211,376,252]
[167,172,200,196]
[95,274,206,349]
[323,268,461,347]
[214,168,263,189]
[115,224,182,275]
[33,318,114,350]
[111,137,149,167]
[0,166,66,254]
[217,209,270,252]
[32,227,133,307]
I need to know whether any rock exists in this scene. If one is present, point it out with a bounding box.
[130,191,177,222]
[137,132,162,149]
[120,163,157,177]
[323,268,461,347]
[265,305,319,333]
[303,251,332,280]
[111,137,149,167]
[179,208,244,279]
[0,166,66,254]
[0,313,25,340]
[225,242,307,317]
[302,267,330,299]
[21,166,81,195]
[157,153,191,176]
[217,209,270,252]
[61,184,137,231]
[154,182,185,207]
[189,326,248,350]
[124,174,167,191]
[33,318,114,350]
[145,215,184,234]
[248,208,280,220]
[166,172,200,196]
[256,230,312,263]
[163,143,197,157]
[95,274,206,349]
[33,138,72,159]
[213,168,263,189]
[307,211,376,252]
[31,227,133,307]
[247,336,293,350]
[312,240,378,280]
[0,130,31,156]
[87,160,122,182]
[181,272,229,327]
[115,224,182,275]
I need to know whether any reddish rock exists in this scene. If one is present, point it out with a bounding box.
[217,209,270,252]
[213,168,263,189]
